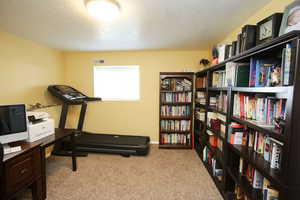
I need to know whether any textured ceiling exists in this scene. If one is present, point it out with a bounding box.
[0,0,271,51]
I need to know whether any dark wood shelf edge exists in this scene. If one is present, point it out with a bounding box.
[196,88,207,91]
[208,87,229,91]
[161,102,192,105]
[159,144,192,149]
[232,86,292,94]
[231,116,286,143]
[208,107,227,116]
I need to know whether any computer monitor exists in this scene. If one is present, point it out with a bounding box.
[0,104,28,144]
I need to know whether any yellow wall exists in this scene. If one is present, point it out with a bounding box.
[63,50,210,142]
[219,0,294,44]
[0,31,64,125]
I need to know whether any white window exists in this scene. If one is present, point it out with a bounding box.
[94,65,140,101]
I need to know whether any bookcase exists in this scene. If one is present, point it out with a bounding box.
[194,31,300,200]
[159,72,194,149]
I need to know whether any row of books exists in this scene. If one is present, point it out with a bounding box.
[233,93,286,126]
[207,112,226,128]
[195,76,207,88]
[212,70,226,87]
[195,109,205,122]
[160,133,191,145]
[234,178,279,200]
[160,120,191,132]
[160,92,192,103]
[203,146,224,182]
[160,105,191,117]
[195,91,206,105]
[228,123,283,170]
[224,43,292,88]
[209,92,227,113]
[239,160,279,198]
[161,78,192,91]
[249,44,292,87]
[209,97,217,107]
[226,62,250,87]
[207,130,223,152]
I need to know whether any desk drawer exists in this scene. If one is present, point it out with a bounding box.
[4,147,41,194]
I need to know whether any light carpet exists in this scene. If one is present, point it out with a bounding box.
[19,145,223,200]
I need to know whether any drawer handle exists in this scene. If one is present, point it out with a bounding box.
[20,168,28,175]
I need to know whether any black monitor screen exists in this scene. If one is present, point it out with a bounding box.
[0,104,27,136]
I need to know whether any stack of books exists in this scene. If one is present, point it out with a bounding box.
[161,133,191,145]
[160,105,190,117]
[195,91,206,105]
[212,70,226,87]
[196,76,207,88]
[160,120,191,131]
[161,92,192,103]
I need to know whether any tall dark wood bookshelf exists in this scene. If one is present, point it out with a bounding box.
[159,72,194,149]
[194,31,300,200]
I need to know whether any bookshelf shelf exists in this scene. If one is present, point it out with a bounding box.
[228,144,283,190]
[208,106,227,116]
[193,31,300,199]
[208,87,228,91]
[201,159,226,199]
[207,127,226,142]
[159,72,194,149]
[159,144,192,149]
[195,103,206,108]
[160,116,191,120]
[226,168,262,200]
[231,116,286,143]
[207,143,224,165]
[160,90,192,93]
[196,31,300,75]
[232,86,292,94]
[161,102,192,105]
[196,88,206,91]
[160,130,191,133]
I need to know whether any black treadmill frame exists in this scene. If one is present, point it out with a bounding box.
[49,85,150,157]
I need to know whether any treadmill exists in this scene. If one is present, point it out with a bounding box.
[48,85,150,157]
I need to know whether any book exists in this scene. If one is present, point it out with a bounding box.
[212,70,226,87]
[232,41,238,56]
[269,138,283,170]
[253,169,263,189]
[196,77,206,88]
[283,43,292,85]
[235,63,250,87]
[249,57,257,87]
[218,45,226,63]
[263,178,279,200]
[225,44,231,59]
[263,136,271,162]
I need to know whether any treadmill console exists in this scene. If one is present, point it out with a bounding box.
[48,85,101,104]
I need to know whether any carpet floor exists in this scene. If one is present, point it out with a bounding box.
[19,145,223,200]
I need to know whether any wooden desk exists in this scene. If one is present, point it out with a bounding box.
[0,128,77,200]
[37,128,78,200]
[1,142,42,200]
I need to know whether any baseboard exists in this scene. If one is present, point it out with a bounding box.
[150,141,159,144]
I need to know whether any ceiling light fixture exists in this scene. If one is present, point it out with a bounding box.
[85,0,121,21]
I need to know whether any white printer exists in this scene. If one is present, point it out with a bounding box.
[26,112,55,142]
